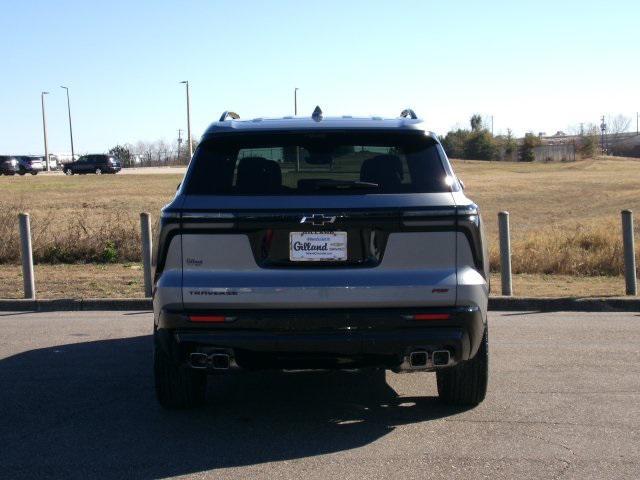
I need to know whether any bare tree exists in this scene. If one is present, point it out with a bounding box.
[607,114,631,142]
[567,124,584,136]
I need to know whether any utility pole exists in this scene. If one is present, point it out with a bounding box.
[636,112,639,136]
[600,115,607,154]
[294,87,300,170]
[580,122,584,136]
[41,91,49,171]
[180,81,192,159]
[60,86,75,162]
[177,129,183,163]
[491,115,494,136]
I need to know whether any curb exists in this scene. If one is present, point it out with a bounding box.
[0,298,152,312]
[0,297,639,312]
[489,296,640,312]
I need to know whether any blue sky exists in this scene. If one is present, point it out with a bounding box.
[1,0,638,154]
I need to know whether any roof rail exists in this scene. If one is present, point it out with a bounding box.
[400,108,417,120]
[219,111,240,122]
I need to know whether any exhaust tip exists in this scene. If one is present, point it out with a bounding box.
[432,350,451,366]
[211,353,230,370]
[189,352,209,369]
[409,351,428,368]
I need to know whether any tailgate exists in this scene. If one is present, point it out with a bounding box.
[180,194,457,309]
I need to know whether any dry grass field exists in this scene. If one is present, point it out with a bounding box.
[0,157,638,298]
[455,157,640,275]
[0,265,627,299]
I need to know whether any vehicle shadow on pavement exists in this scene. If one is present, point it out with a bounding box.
[0,335,470,478]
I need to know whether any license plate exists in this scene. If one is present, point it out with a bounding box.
[289,232,348,262]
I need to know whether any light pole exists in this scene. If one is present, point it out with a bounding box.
[180,81,192,159]
[60,86,75,162]
[41,91,49,171]
[294,88,300,170]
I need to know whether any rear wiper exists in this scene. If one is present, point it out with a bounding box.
[313,180,380,190]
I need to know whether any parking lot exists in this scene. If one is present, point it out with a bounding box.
[0,310,638,479]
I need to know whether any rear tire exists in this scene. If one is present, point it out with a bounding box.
[436,326,488,406]
[30,171,38,175]
[64,169,73,175]
[154,344,207,409]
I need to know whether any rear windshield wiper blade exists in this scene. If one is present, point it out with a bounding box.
[313,180,380,190]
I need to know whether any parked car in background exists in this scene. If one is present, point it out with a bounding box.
[17,156,44,175]
[63,154,122,175]
[0,156,20,175]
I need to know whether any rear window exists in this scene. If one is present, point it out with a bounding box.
[184,131,452,195]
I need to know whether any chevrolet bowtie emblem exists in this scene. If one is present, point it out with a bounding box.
[300,214,337,226]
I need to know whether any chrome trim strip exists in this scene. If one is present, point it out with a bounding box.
[181,212,236,220]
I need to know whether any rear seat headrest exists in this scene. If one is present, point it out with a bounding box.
[236,157,282,193]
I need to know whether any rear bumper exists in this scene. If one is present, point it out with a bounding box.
[155,306,485,372]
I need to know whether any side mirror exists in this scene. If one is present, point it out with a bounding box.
[459,179,465,190]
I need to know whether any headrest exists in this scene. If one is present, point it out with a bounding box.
[236,157,282,193]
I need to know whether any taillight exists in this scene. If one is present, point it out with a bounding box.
[402,208,456,227]
[412,313,450,321]
[456,203,480,227]
[188,314,226,323]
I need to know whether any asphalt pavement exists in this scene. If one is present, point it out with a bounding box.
[0,311,638,479]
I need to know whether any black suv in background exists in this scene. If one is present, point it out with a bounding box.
[0,156,20,175]
[63,154,122,175]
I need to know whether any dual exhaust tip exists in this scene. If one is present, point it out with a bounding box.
[409,350,451,368]
[189,352,231,370]
[191,350,450,370]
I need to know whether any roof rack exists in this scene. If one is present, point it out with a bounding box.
[219,111,240,122]
[400,108,417,119]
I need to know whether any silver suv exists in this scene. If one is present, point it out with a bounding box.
[153,108,489,409]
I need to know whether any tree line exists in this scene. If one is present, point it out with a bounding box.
[440,114,610,161]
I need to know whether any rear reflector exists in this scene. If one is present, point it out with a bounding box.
[413,313,450,321]
[189,314,226,323]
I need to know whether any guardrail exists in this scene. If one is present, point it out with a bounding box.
[13,210,640,299]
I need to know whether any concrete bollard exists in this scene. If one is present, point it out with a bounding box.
[622,210,637,296]
[498,211,512,296]
[140,213,153,298]
[18,213,35,299]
